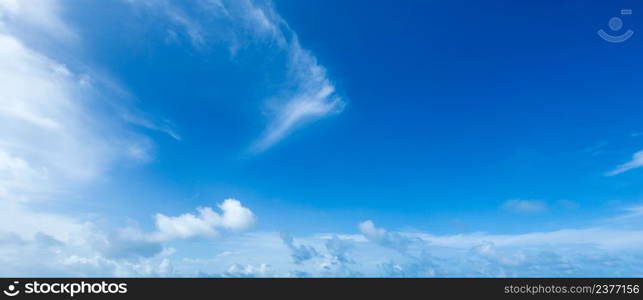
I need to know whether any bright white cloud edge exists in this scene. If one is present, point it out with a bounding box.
[606,150,643,176]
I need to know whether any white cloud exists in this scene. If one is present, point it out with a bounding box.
[151,199,256,241]
[252,38,345,152]
[0,200,177,276]
[0,201,92,245]
[123,0,205,48]
[324,235,353,264]
[0,150,48,201]
[0,4,174,201]
[154,208,219,240]
[215,0,346,152]
[0,0,74,40]
[0,33,114,185]
[7,0,643,278]
[167,215,643,277]
[121,112,181,141]
[607,205,643,222]
[280,232,320,264]
[4,212,642,277]
[239,3,346,152]
[0,0,187,277]
[0,198,256,276]
[97,228,164,260]
[606,150,643,176]
[501,199,547,213]
[124,0,346,152]
[358,220,412,253]
[222,263,273,277]
[414,227,643,251]
[218,199,256,231]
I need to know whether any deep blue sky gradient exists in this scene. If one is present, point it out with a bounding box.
[53,0,643,237]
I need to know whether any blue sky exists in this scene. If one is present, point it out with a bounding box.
[1,0,643,277]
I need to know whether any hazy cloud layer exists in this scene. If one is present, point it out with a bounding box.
[502,199,547,213]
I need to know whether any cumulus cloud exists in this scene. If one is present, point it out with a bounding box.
[315,235,357,275]
[153,207,222,240]
[471,241,527,267]
[606,150,643,176]
[0,198,256,275]
[358,221,436,277]
[166,213,643,277]
[151,199,256,241]
[222,263,273,278]
[501,199,547,213]
[324,235,353,264]
[3,201,640,277]
[358,220,412,253]
[8,0,643,279]
[0,202,178,276]
[280,232,319,264]
[15,210,635,277]
[377,253,438,277]
[276,232,358,274]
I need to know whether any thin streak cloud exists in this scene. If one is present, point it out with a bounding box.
[125,0,346,152]
[606,150,643,176]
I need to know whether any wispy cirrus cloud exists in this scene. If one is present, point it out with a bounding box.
[606,150,643,176]
[217,0,346,152]
[251,38,345,152]
[124,0,345,152]
[122,0,206,48]
[0,0,340,277]
[0,0,189,277]
[0,0,183,200]
[606,205,643,222]
[121,112,181,141]
[0,18,119,199]
[232,0,346,152]
[0,0,75,40]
